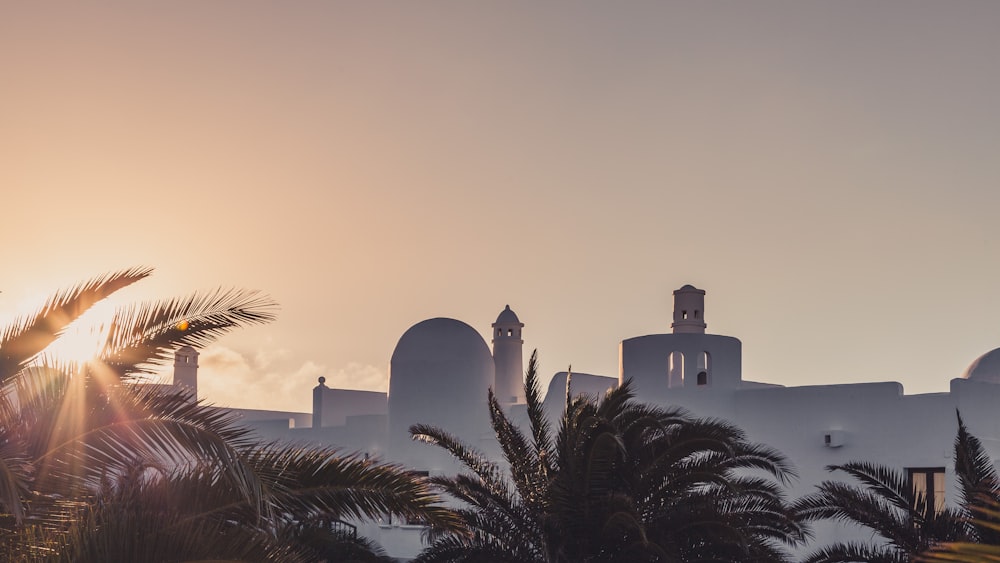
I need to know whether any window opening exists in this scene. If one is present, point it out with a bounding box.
[697,371,707,386]
[405,471,431,525]
[668,351,684,388]
[698,351,710,370]
[908,467,946,516]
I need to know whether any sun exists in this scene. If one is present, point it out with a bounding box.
[47,330,107,364]
[44,300,117,364]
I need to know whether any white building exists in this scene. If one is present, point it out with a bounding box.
[173,285,1000,560]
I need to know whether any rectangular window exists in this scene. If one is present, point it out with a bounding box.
[382,470,431,526]
[405,471,431,525]
[908,467,946,516]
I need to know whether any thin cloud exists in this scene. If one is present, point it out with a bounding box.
[323,362,387,392]
[195,345,386,412]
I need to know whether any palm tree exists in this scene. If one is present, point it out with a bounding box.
[410,350,807,563]
[952,414,1000,546]
[795,461,966,563]
[919,415,1000,563]
[795,413,1000,563]
[0,267,458,562]
[921,502,1000,562]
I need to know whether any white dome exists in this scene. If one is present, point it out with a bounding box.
[495,304,521,325]
[387,318,494,463]
[963,347,1000,384]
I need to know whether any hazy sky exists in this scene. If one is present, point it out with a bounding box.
[4,2,1000,413]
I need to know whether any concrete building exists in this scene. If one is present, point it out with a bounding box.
[172,285,1000,560]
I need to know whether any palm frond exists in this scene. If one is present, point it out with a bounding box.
[802,541,908,563]
[831,462,917,516]
[0,267,152,380]
[100,288,278,374]
[922,542,1000,562]
[523,350,554,479]
[242,443,461,532]
[955,411,1000,544]
[412,350,804,562]
[410,424,503,486]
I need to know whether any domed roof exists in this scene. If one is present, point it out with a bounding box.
[963,347,1000,383]
[494,304,521,325]
[387,318,495,461]
[390,318,492,370]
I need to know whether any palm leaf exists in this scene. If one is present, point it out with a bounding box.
[955,411,1000,544]
[522,350,554,479]
[100,288,278,375]
[0,267,152,380]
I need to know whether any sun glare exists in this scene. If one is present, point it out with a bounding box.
[47,328,109,364]
[45,300,117,364]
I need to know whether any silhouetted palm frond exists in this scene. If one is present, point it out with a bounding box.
[0,267,152,381]
[523,350,554,479]
[803,542,909,563]
[412,353,805,563]
[799,413,1000,562]
[0,268,450,561]
[243,443,462,532]
[955,412,1000,545]
[100,288,278,375]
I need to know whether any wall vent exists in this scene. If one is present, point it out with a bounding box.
[823,430,846,448]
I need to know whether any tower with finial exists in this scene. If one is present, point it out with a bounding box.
[173,346,199,401]
[492,305,525,405]
[671,284,707,334]
[313,376,328,427]
[620,284,742,396]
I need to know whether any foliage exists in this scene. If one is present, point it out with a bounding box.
[0,267,457,562]
[410,350,807,562]
[796,413,1000,563]
[919,415,1000,563]
[921,503,1000,562]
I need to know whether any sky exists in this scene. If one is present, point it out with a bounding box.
[3,2,1000,413]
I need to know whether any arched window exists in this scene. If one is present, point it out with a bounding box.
[668,351,684,388]
[698,351,711,371]
[697,352,710,386]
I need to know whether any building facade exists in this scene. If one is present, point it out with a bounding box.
[173,285,1000,560]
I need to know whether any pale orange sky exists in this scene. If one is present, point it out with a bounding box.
[3,2,1000,412]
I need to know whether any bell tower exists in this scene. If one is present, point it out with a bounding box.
[492,305,525,405]
[173,346,199,401]
[671,284,707,334]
